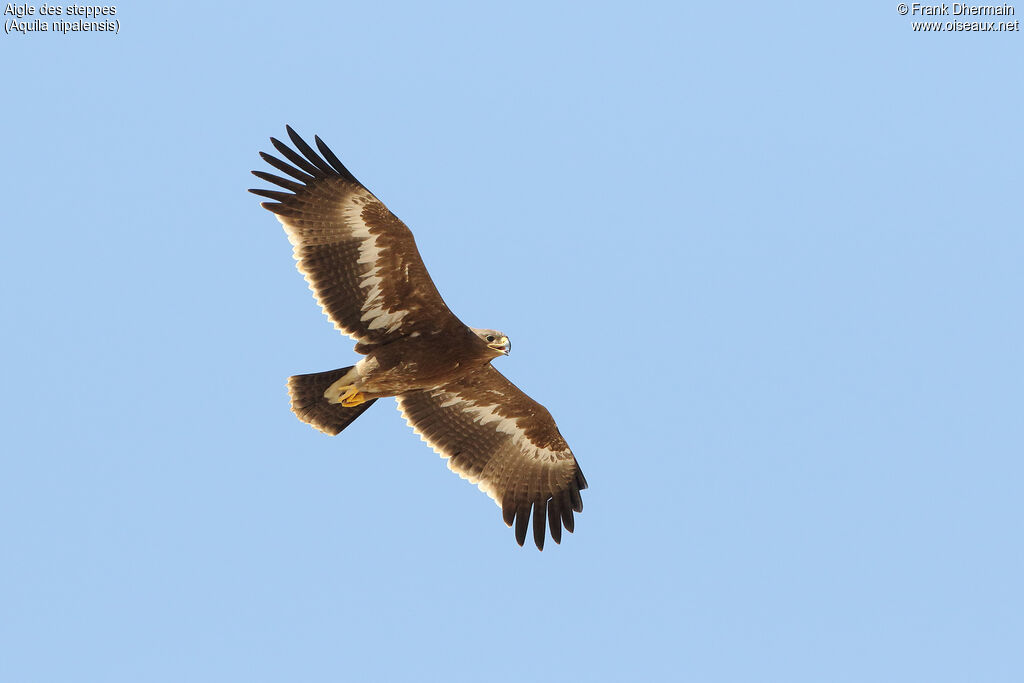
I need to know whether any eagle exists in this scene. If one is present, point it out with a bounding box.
[249,127,587,550]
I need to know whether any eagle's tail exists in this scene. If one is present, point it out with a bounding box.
[287,367,378,436]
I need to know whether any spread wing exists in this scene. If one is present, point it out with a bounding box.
[397,366,588,550]
[249,126,461,347]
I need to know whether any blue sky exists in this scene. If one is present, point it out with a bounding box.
[3,2,1022,681]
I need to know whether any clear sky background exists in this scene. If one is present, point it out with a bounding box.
[3,2,1022,681]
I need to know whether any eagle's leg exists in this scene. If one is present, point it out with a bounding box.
[339,387,366,407]
[332,385,366,407]
[324,379,367,407]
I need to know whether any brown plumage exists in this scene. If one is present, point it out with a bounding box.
[250,126,586,549]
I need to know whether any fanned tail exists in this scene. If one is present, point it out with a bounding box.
[287,367,377,435]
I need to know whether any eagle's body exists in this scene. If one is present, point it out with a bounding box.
[335,325,499,401]
[250,127,586,549]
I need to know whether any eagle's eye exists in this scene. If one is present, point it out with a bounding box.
[486,335,495,342]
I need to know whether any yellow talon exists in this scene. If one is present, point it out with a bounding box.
[341,392,365,407]
[325,382,366,406]
[339,386,366,407]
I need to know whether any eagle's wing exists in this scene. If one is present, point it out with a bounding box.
[250,127,460,346]
[397,365,587,550]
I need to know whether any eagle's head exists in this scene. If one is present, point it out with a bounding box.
[473,328,510,356]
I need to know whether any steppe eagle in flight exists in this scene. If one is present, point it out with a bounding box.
[249,127,587,549]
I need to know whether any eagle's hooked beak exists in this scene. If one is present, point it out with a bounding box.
[488,336,510,355]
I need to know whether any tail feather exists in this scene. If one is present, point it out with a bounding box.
[287,366,377,435]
